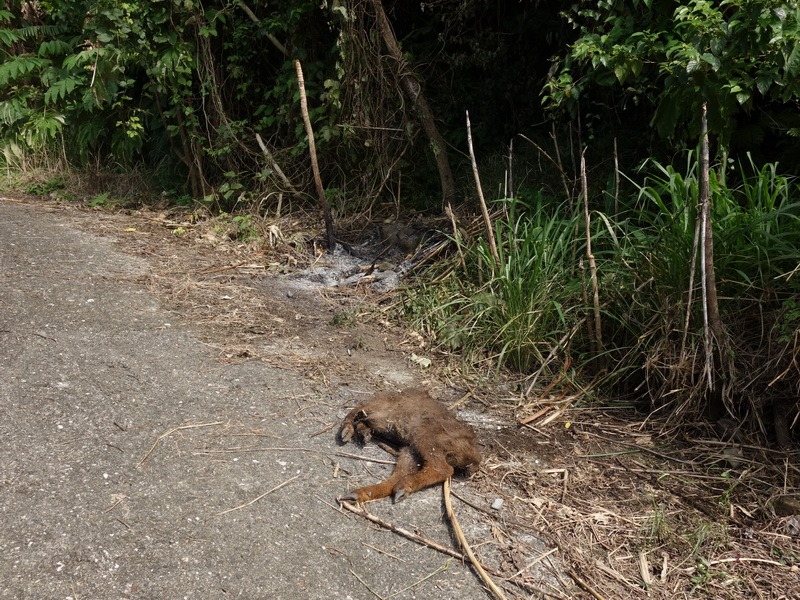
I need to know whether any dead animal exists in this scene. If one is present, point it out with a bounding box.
[338,388,481,503]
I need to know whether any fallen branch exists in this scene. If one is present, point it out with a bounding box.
[339,499,463,554]
[443,477,508,600]
[580,148,604,361]
[337,498,564,598]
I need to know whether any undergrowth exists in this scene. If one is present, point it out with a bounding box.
[409,156,800,439]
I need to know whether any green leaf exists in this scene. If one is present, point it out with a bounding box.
[700,53,721,72]
[44,77,80,104]
[756,77,773,95]
[786,43,800,76]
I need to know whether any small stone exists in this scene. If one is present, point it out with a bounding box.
[491,498,504,510]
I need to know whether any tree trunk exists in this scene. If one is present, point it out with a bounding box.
[370,0,456,207]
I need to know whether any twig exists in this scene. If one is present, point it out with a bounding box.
[386,560,451,599]
[525,318,584,397]
[568,569,606,600]
[350,568,386,599]
[443,478,508,600]
[339,500,465,559]
[208,475,299,520]
[236,1,288,56]
[612,137,619,215]
[519,131,572,204]
[444,202,467,272]
[138,421,224,467]
[466,110,499,266]
[337,500,565,598]
[506,547,558,581]
[255,133,299,196]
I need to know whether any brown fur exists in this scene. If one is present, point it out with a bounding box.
[338,388,481,503]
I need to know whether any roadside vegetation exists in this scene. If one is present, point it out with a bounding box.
[3,1,799,596]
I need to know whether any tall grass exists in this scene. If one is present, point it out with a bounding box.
[408,193,584,374]
[611,155,800,419]
[410,154,800,433]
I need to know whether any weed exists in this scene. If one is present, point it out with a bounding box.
[86,192,112,207]
[230,215,260,242]
[25,177,65,195]
[331,310,357,327]
[409,194,585,372]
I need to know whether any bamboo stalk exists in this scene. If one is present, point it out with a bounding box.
[580,149,604,360]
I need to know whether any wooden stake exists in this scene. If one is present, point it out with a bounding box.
[295,59,336,251]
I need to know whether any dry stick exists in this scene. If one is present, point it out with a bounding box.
[443,478,508,600]
[525,317,586,397]
[518,133,572,204]
[295,59,336,251]
[138,421,224,467]
[339,500,564,597]
[444,203,467,271]
[370,0,455,205]
[699,101,713,389]
[699,101,728,401]
[386,560,451,599]
[680,197,703,363]
[254,133,299,196]
[568,570,607,600]
[208,475,299,520]
[339,500,466,560]
[466,111,499,266]
[580,149,604,362]
[350,568,385,600]
[506,137,514,199]
[612,137,620,215]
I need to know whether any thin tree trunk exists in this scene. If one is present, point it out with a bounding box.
[370,0,456,206]
[295,59,336,251]
[699,102,727,412]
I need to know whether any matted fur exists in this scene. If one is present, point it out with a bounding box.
[338,388,481,503]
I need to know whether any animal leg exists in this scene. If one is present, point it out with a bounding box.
[392,456,454,502]
[340,447,419,503]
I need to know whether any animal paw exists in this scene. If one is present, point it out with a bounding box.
[338,492,360,503]
[339,424,355,444]
[392,487,410,503]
